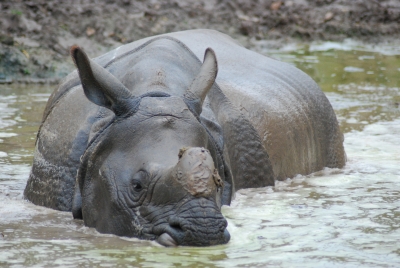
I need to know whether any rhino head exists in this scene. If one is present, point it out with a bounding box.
[70,46,230,246]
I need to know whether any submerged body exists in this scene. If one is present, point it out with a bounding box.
[24,29,345,246]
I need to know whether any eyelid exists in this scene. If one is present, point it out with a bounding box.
[134,170,148,180]
[132,179,142,185]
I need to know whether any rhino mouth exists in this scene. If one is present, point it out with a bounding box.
[156,230,231,247]
[154,223,230,247]
[152,212,230,247]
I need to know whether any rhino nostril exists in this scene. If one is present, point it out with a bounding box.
[169,222,184,232]
[168,216,186,233]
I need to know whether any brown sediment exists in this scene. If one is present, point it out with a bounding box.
[1,0,399,83]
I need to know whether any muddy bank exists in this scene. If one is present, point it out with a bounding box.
[1,0,400,83]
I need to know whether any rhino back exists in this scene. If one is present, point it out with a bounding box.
[167,30,345,179]
[158,30,346,180]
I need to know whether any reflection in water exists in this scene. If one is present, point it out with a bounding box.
[1,45,400,267]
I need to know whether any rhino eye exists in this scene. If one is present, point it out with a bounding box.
[132,180,142,192]
[131,170,147,193]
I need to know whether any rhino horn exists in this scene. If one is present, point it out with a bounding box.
[184,48,218,107]
[71,45,134,116]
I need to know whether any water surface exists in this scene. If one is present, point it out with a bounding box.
[1,43,399,267]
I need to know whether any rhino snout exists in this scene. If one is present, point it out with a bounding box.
[149,147,230,247]
[154,207,230,247]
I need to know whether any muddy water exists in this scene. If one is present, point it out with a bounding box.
[1,43,399,267]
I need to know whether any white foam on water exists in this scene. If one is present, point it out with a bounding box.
[344,66,365,73]
[219,119,400,267]
[308,39,400,55]
[257,38,400,56]
[0,133,17,138]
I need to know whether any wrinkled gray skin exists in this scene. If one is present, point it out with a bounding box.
[24,30,345,247]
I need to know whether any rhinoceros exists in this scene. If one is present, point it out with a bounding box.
[24,29,345,246]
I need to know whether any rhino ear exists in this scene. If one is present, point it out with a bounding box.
[184,48,218,111]
[71,46,134,116]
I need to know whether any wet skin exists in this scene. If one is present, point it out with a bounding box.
[24,30,345,246]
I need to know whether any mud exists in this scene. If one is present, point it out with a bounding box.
[1,0,400,83]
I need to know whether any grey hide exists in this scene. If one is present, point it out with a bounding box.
[24,29,345,246]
